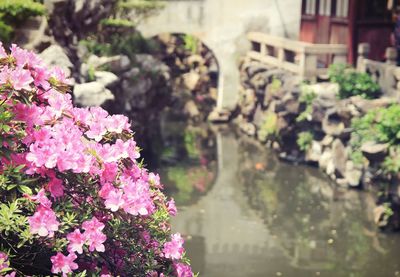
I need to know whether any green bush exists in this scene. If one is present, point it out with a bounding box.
[350,104,400,167]
[80,32,155,61]
[297,131,313,151]
[328,63,380,99]
[183,34,199,54]
[382,146,400,174]
[296,84,316,122]
[114,0,163,25]
[351,104,400,146]
[258,112,278,142]
[100,18,136,28]
[0,0,46,42]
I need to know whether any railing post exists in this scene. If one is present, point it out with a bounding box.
[385,47,397,66]
[260,43,267,56]
[277,47,285,67]
[299,49,317,81]
[357,43,370,72]
[393,67,400,101]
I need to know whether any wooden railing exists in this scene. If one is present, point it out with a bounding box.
[247,32,348,80]
[357,43,400,98]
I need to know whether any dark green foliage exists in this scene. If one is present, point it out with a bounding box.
[100,18,136,28]
[328,63,380,99]
[116,0,163,23]
[297,131,313,152]
[350,104,400,171]
[296,84,316,122]
[80,32,156,61]
[0,0,46,42]
[351,104,400,146]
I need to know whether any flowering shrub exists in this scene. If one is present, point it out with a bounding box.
[0,43,193,276]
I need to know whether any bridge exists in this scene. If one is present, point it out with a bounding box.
[138,0,301,110]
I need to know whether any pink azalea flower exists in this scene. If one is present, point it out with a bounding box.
[86,230,107,252]
[48,176,64,198]
[45,89,73,116]
[82,217,105,233]
[10,44,30,68]
[0,42,7,58]
[28,205,59,237]
[174,262,193,277]
[0,252,9,271]
[104,189,125,212]
[26,189,52,209]
[0,65,10,86]
[9,68,33,90]
[85,121,107,142]
[163,233,184,260]
[67,229,86,254]
[101,162,118,184]
[149,172,162,188]
[105,114,131,133]
[50,66,70,83]
[122,179,154,216]
[166,199,177,216]
[99,183,114,199]
[50,252,78,276]
[31,66,50,90]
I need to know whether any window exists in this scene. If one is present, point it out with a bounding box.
[319,0,332,16]
[303,0,317,15]
[334,0,349,18]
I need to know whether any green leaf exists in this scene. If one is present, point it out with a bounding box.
[17,185,32,195]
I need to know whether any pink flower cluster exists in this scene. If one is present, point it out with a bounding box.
[0,42,192,276]
[27,189,59,237]
[163,233,184,260]
[0,252,16,277]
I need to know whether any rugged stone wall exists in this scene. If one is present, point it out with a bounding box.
[150,34,219,122]
[236,58,400,229]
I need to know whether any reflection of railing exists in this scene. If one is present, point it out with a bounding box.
[357,43,400,99]
[247,32,347,80]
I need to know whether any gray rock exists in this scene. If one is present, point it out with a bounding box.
[240,122,257,137]
[94,71,118,88]
[319,149,333,170]
[39,45,73,76]
[321,135,334,147]
[87,55,131,73]
[308,82,339,99]
[122,78,152,98]
[184,100,200,119]
[187,54,205,67]
[332,139,347,177]
[305,141,322,162]
[350,96,392,114]
[76,43,89,61]
[183,71,200,91]
[73,82,114,107]
[253,104,264,127]
[245,62,271,78]
[322,108,346,136]
[208,108,231,123]
[14,16,51,50]
[361,142,389,162]
[123,68,141,79]
[134,54,170,74]
[345,161,363,187]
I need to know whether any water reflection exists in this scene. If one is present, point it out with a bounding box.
[147,123,400,277]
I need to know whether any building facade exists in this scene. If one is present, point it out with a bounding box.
[300,0,394,63]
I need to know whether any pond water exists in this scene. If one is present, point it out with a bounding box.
[145,117,400,277]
